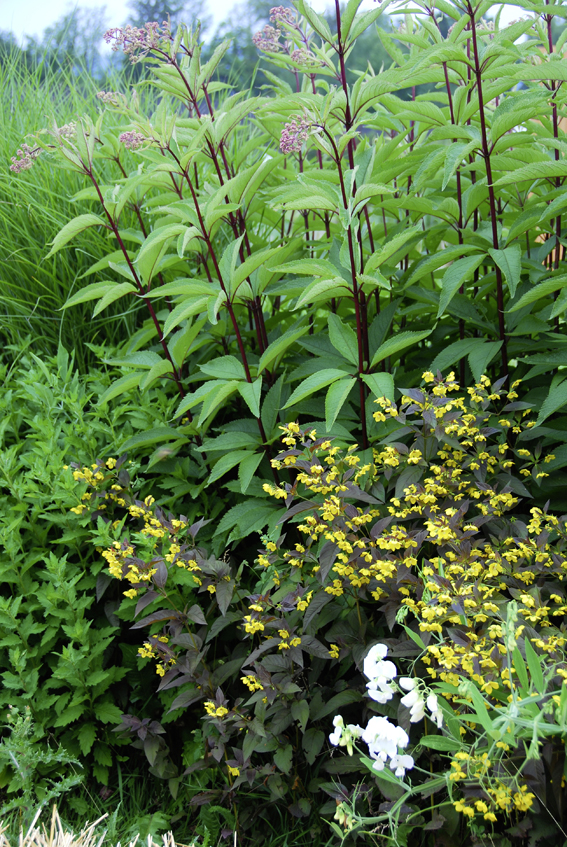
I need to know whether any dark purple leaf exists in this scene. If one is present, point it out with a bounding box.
[187,604,207,625]
[318,541,339,582]
[303,591,333,631]
[144,735,161,766]
[216,580,235,617]
[300,635,331,659]
[152,560,168,589]
[96,572,112,601]
[370,516,393,539]
[169,688,204,712]
[337,483,380,504]
[135,590,159,617]
[131,609,181,629]
[278,500,316,523]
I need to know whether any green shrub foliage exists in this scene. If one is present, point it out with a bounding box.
[9,0,567,546]
[72,372,567,841]
[0,349,214,788]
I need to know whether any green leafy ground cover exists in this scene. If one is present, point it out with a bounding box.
[2,0,567,843]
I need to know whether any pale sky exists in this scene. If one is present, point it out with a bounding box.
[1,0,516,45]
[1,0,357,43]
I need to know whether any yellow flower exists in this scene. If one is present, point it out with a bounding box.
[227,766,240,777]
[329,644,340,659]
[204,701,229,718]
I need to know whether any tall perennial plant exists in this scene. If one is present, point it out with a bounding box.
[8,0,567,547]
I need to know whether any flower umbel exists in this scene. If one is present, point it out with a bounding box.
[10,143,42,173]
[119,131,147,150]
[280,116,312,154]
[104,21,171,62]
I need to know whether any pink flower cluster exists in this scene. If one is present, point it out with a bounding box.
[279,116,311,154]
[290,48,318,66]
[56,122,77,139]
[97,90,127,107]
[252,24,283,53]
[253,6,296,53]
[269,5,296,24]
[104,21,171,63]
[10,143,42,173]
[119,131,147,150]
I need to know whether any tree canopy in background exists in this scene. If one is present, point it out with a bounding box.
[126,0,212,31]
[0,0,392,91]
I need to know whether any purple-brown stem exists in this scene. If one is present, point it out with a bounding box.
[323,126,368,448]
[468,3,508,376]
[87,169,187,399]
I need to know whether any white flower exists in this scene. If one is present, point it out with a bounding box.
[363,643,389,680]
[426,693,444,728]
[390,753,414,778]
[329,715,363,755]
[363,715,409,764]
[400,687,426,721]
[329,715,344,746]
[399,677,417,691]
[409,698,426,723]
[400,688,420,709]
[366,678,395,704]
[426,693,438,712]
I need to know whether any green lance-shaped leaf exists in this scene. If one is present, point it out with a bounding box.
[325,377,357,432]
[509,275,567,313]
[238,377,263,418]
[536,378,567,426]
[524,638,544,693]
[488,244,522,298]
[495,160,567,187]
[198,380,240,427]
[361,372,395,401]
[370,330,431,368]
[295,278,350,309]
[120,426,190,452]
[284,369,348,409]
[61,281,132,310]
[468,342,502,383]
[207,450,254,485]
[438,255,485,317]
[239,452,263,494]
[551,288,567,320]
[136,223,188,264]
[258,326,308,374]
[430,337,484,375]
[230,246,284,295]
[218,236,245,285]
[407,244,480,285]
[442,142,477,191]
[327,313,359,366]
[274,258,340,277]
[365,224,422,272]
[162,296,212,337]
[346,2,389,45]
[45,214,107,259]
[295,0,334,41]
[92,282,138,317]
[139,359,174,391]
[98,372,143,406]
[169,318,207,369]
[201,356,246,381]
[174,382,217,419]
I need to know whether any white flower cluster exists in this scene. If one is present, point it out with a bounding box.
[329,643,444,780]
[364,644,444,727]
